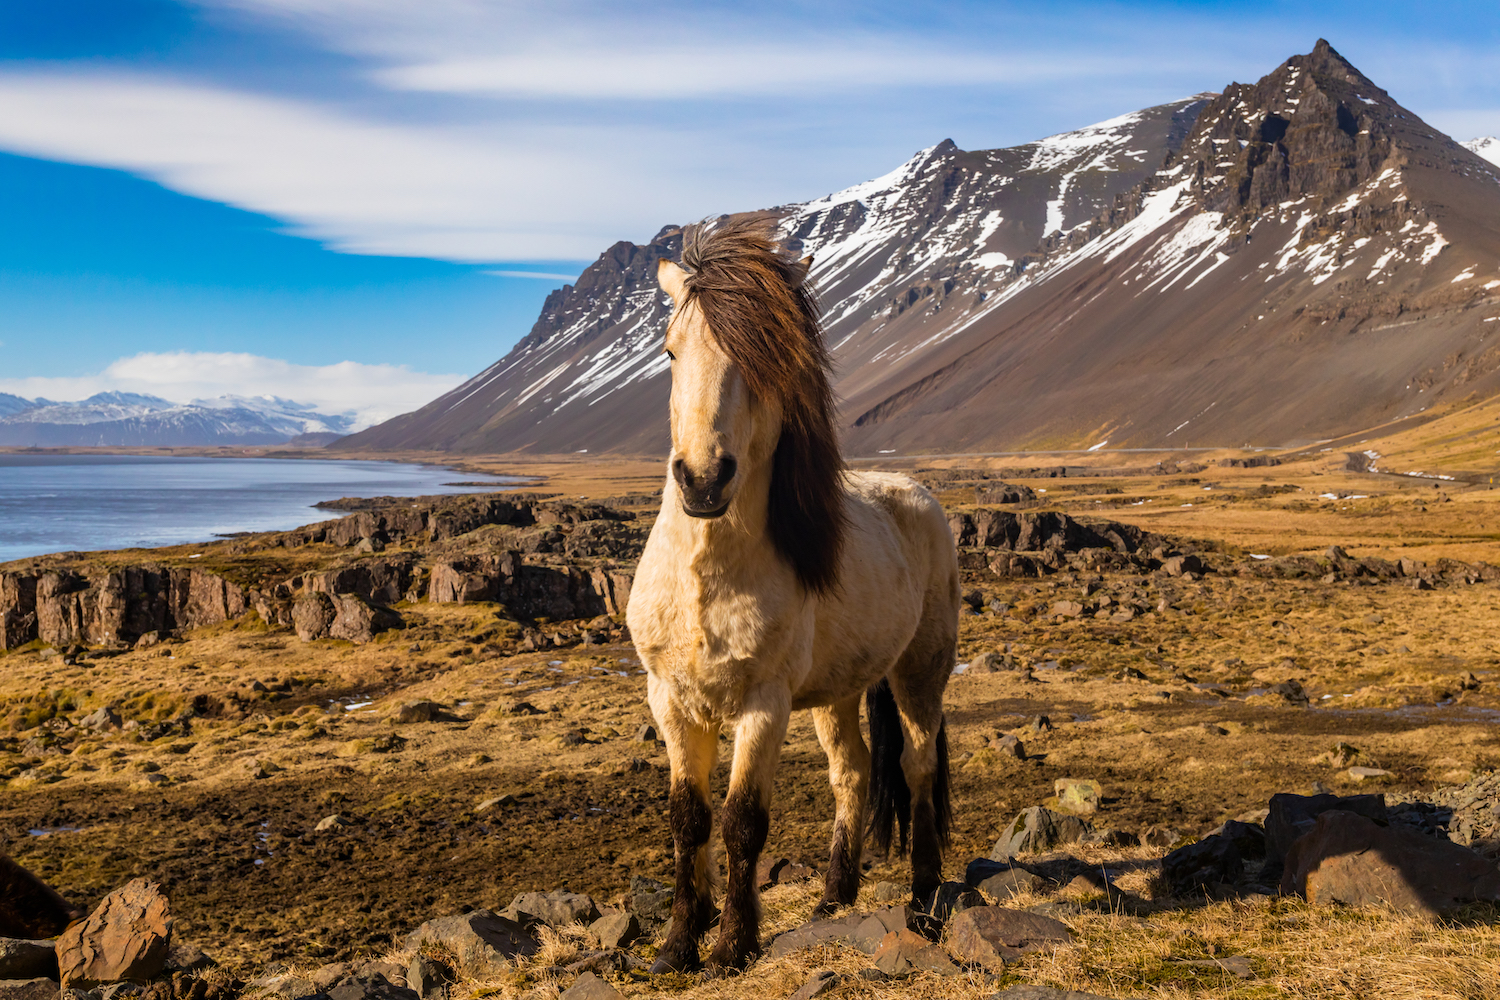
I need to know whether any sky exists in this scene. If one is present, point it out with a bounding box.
[1,0,1498,427]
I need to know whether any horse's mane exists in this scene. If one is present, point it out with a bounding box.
[681,218,846,594]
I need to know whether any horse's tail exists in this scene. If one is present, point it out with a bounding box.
[866,678,951,856]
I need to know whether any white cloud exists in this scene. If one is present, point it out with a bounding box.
[0,352,462,430]
[483,270,582,280]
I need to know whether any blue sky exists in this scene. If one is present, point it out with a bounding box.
[1,0,1497,426]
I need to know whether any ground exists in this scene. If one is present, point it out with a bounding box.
[4,441,1500,999]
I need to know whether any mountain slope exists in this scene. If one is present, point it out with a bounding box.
[338,95,1211,454]
[341,41,1500,457]
[1463,137,1500,167]
[0,392,357,447]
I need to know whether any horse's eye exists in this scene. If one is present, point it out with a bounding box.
[665,350,676,361]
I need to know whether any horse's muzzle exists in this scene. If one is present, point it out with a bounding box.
[674,454,736,518]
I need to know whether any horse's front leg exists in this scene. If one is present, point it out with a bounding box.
[707,683,791,973]
[648,680,720,975]
[811,694,869,916]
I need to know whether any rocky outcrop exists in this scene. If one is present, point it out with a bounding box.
[948,508,1174,577]
[0,566,248,649]
[427,554,632,618]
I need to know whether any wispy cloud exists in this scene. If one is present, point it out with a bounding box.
[0,352,462,429]
[483,270,581,281]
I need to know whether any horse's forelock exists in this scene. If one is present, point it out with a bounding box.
[681,219,846,593]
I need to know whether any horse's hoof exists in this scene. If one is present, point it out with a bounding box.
[705,942,759,974]
[811,898,839,919]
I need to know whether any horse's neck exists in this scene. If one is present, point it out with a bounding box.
[660,464,774,582]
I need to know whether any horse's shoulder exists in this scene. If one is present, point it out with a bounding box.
[845,471,935,506]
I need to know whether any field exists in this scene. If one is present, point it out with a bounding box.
[5,434,1500,999]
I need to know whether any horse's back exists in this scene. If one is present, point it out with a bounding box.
[842,471,957,583]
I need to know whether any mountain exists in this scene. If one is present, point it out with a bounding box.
[340,41,1500,456]
[1463,136,1500,168]
[0,392,357,447]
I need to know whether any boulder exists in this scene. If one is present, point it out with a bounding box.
[0,979,60,1000]
[558,972,623,1000]
[927,882,984,923]
[871,929,958,976]
[1053,779,1101,816]
[1161,834,1242,894]
[328,594,401,644]
[401,911,536,973]
[0,854,81,939]
[503,891,599,929]
[589,912,639,950]
[977,869,1045,901]
[990,807,1091,860]
[326,973,419,1000]
[767,912,865,958]
[1266,792,1386,864]
[292,592,337,642]
[78,706,122,731]
[1282,810,1500,916]
[942,906,1073,968]
[405,955,450,1000]
[848,907,912,954]
[628,878,672,927]
[0,940,57,981]
[395,701,447,724]
[56,879,172,989]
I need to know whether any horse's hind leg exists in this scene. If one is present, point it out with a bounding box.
[889,630,954,908]
[811,694,869,916]
[706,683,790,973]
[648,680,719,975]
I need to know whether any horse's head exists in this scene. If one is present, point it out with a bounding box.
[655,220,846,589]
[656,254,797,519]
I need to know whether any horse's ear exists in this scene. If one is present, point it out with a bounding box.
[790,255,814,287]
[658,259,688,305]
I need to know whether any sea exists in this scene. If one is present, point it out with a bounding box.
[0,454,526,564]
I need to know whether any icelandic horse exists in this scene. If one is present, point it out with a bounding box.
[626,219,959,974]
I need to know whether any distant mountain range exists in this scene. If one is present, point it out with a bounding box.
[336,40,1500,456]
[0,391,355,447]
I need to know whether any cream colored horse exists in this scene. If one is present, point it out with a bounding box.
[626,219,959,974]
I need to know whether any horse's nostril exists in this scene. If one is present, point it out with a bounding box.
[672,457,689,488]
[714,456,738,491]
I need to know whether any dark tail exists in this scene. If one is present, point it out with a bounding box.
[866,679,952,856]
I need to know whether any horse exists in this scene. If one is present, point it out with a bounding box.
[625,218,960,974]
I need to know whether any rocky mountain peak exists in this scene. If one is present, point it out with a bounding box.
[1169,39,1403,227]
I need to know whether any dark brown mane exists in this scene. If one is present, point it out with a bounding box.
[682,218,846,594]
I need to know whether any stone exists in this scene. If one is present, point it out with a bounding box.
[56,879,171,989]
[755,856,790,889]
[558,973,623,1000]
[1265,792,1387,864]
[1206,820,1266,860]
[1140,824,1183,849]
[1050,601,1084,618]
[395,701,446,724]
[164,943,213,973]
[359,962,406,987]
[0,853,82,939]
[927,882,984,923]
[964,859,1011,886]
[849,907,911,954]
[943,906,1072,969]
[0,979,59,1000]
[314,815,349,833]
[629,880,672,926]
[292,592,337,642]
[1169,955,1256,979]
[327,594,401,644]
[872,881,908,903]
[78,707,121,732]
[1325,742,1360,768]
[633,724,657,742]
[989,734,1025,759]
[1347,767,1391,782]
[768,913,865,958]
[589,912,639,950]
[257,973,320,999]
[1282,810,1500,916]
[0,941,57,981]
[405,955,450,1000]
[968,651,1004,673]
[401,911,537,973]
[326,974,418,1000]
[1162,835,1243,894]
[134,631,161,650]
[789,970,841,1000]
[1053,779,1101,816]
[509,702,543,716]
[311,964,354,989]
[476,795,517,812]
[1162,554,1205,577]
[871,929,958,977]
[977,870,1044,901]
[990,807,1091,860]
[503,891,599,929]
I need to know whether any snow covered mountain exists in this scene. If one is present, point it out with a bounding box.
[342,40,1500,456]
[0,392,356,447]
[1463,136,1500,168]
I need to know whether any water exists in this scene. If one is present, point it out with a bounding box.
[0,454,526,563]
